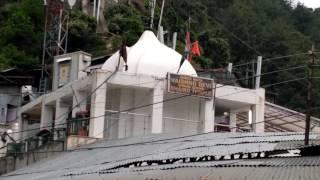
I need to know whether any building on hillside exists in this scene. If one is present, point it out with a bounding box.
[0,68,40,157]
[17,31,265,150]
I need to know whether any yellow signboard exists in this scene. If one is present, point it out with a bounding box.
[168,73,214,98]
[58,61,71,87]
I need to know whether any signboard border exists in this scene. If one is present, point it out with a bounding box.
[167,73,214,99]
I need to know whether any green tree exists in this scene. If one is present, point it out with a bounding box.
[104,4,145,47]
[198,30,230,68]
[0,45,37,69]
[0,0,43,70]
[0,0,106,70]
[68,10,105,56]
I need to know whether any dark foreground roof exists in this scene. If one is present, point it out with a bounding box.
[2,132,320,180]
[0,68,41,86]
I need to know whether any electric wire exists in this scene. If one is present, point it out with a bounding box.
[233,52,311,68]
[2,66,310,140]
[2,15,320,178]
[263,53,310,62]
[2,106,320,179]
[233,61,256,68]
[0,65,314,152]
[0,69,293,136]
[2,5,320,173]
[210,17,262,56]
[230,106,320,131]
[2,104,320,156]
[0,75,311,153]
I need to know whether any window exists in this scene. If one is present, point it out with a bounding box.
[0,107,7,124]
[58,60,71,87]
[6,105,17,123]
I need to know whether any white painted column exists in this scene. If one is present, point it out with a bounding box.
[151,82,164,134]
[11,121,19,141]
[55,99,70,129]
[204,98,215,133]
[17,111,24,141]
[72,89,87,117]
[252,88,265,132]
[89,71,107,138]
[229,110,237,132]
[40,102,54,130]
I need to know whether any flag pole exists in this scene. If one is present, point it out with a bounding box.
[178,17,192,73]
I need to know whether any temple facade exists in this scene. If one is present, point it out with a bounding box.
[18,31,265,148]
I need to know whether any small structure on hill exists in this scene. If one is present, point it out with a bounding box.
[0,68,41,157]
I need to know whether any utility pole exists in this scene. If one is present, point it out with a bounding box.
[227,63,233,81]
[245,64,249,88]
[96,0,101,23]
[172,32,177,50]
[305,44,316,146]
[157,0,165,40]
[158,0,165,30]
[251,60,255,88]
[255,56,262,89]
[227,63,233,73]
[150,0,156,29]
[93,0,97,17]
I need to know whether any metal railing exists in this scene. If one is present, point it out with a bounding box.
[105,110,151,138]
[67,117,90,137]
[6,131,55,155]
[6,142,25,155]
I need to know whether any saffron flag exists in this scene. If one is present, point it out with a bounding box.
[191,41,201,57]
[187,41,201,63]
[178,31,201,73]
[185,32,201,62]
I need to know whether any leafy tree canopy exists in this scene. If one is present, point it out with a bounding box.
[0,0,320,116]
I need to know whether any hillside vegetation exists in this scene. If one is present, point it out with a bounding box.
[0,0,319,116]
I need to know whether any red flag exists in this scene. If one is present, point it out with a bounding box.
[191,41,201,56]
[187,41,201,63]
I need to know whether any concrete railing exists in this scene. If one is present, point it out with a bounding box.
[105,110,202,137]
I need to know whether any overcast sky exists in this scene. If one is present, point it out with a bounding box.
[297,0,320,8]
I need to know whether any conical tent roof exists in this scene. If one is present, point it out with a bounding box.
[102,31,197,77]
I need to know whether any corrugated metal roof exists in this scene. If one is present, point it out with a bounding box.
[237,103,320,133]
[99,156,320,172]
[2,132,320,180]
[64,165,320,180]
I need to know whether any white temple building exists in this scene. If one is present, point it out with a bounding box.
[18,31,265,148]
